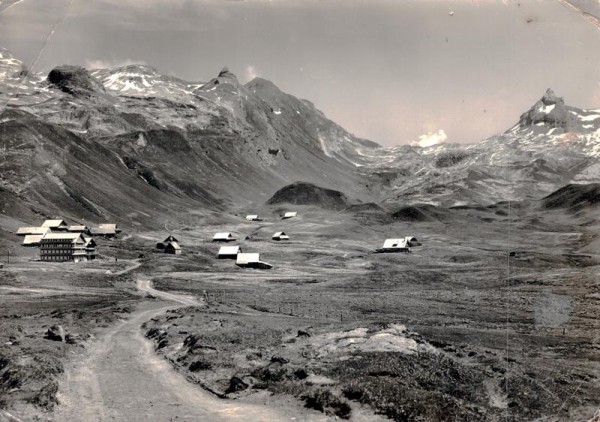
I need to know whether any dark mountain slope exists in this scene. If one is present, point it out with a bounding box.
[542,183,600,211]
[267,182,349,210]
[0,52,379,228]
[0,115,222,228]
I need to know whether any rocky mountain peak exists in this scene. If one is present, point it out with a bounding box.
[217,66,237,81]
[47,65,108,98]
[516,88,574,132]
[540,88,564,106]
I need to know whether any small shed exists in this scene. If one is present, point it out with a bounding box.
[22,234,44,247]
[236,253,273,269]
[41,219,69,231]
[272,231,289,241]
[246,215,262,221]
[404,236,421,247]
[282,212,297,219]
[218,245,241,259]
[213,232,236,242]
[377,238,410,253]
[165,241,182,255]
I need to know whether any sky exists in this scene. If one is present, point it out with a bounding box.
[1,0,600,146]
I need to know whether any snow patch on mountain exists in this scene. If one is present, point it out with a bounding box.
[91,65,204,103]
[539,104,555,113]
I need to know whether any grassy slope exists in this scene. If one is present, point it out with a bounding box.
[141,203,600,421]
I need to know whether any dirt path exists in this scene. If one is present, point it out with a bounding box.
[51,280,303,422]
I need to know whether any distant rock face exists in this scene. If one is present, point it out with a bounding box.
[542,183,600,211]
[47,65,107,97]
[218,66,237,80]
[517,89,575,131]
[510,88,600,137]
[391,204,443,222]
[267,182,349,210]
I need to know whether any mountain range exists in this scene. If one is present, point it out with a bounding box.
[0,47,599,231]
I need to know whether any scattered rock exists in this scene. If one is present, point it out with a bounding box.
[64,334,81,345]
[44,325,64,342]
[225,376,249,394]
[294,368,309,380]
[189,360,212,372]
[297,329,311,338]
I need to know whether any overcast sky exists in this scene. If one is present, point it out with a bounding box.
[1,0,600,146]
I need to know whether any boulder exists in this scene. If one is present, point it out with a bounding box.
[44,325,64,342]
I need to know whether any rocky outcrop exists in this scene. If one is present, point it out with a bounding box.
[47,65,107,97]
[516,89,581,132]
[267,182,349,210]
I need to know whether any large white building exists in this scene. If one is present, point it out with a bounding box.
[39,233,96,262]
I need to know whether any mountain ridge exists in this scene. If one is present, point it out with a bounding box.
[1,48,599,231]
[0,49,377,231]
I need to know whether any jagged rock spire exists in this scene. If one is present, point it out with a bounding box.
[218,66,237,80]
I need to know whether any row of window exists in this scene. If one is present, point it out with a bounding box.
[41,256,72,261]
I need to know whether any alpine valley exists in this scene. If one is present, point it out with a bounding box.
[1,48,599,422]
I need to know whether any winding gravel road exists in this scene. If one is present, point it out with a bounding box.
[51,279,301,421]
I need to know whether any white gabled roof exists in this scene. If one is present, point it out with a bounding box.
[273,231,286,237]
[68,225,88,231]
[23,234,44,245]
[17,227,49,235]
[382,238,409,249]
[83,236,96,247]
[236,253,260,264]
[246,215,259,220]
[98,223,118,229]
[41,219,67,228]
[166,241,181,250]
[213,232,234,240]
[283,212,297,217]
[218,246,240,255]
